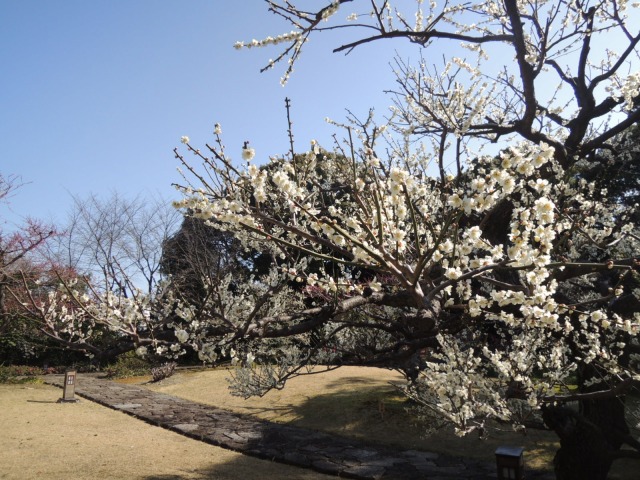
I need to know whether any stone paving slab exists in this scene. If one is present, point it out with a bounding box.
[44,374,554,480]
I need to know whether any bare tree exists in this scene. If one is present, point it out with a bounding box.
[15,192,183,363]
[54,192,181,295]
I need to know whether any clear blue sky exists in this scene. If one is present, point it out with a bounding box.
[1,0,423,231]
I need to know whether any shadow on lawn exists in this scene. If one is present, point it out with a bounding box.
[142,455,331,480]
[251,377,558,467]
[138,379,639,480]
[140,370,638,479]
[261,376,639,480]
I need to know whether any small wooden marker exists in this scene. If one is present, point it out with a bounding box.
[58,370,79,403]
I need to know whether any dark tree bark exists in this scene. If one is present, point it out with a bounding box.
[543,405,614,480]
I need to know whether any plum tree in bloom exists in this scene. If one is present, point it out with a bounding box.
[172,1,640,479]
[19,1,639,478]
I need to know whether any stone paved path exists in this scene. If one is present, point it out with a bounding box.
[45,374,554,480]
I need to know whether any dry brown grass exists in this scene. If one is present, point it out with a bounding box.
[1,367,637,479]
[0,382,333,480]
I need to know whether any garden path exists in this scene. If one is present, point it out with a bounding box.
[45,374,553,480]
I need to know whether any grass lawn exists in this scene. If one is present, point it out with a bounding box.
[1,366,637,479]
[0,382,333,480]
[144,366,639,479]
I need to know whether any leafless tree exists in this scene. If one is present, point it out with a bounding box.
[52,192,181,296]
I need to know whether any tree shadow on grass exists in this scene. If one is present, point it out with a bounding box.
[134,369,640,480]
[230,377,559,472]
[142,454,334,480]
[276,379,638,479]
[138,373,640,480]
[280,380,406,437]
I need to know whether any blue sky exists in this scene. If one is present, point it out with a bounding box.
[1,0,424,231]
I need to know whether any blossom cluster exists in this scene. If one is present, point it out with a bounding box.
[28,279,188,360]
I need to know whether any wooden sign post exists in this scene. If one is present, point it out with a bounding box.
[58,370,79,403]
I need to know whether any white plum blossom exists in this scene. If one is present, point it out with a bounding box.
[242,141,256,161]
[175,329,189,343]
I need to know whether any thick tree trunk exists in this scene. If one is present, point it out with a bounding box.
[542,404,615,480]
[543,363,633,480]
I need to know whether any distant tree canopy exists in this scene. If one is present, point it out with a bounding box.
[592,125,640,219]
[0,174,60,364]
[160,215,249,307]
